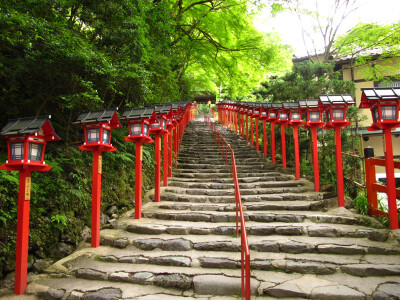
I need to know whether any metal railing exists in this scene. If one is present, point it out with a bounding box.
[202,112,251,300]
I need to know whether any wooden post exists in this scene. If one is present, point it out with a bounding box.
[281,124,286,168]
[293,126,300,180]
[271,121,276,163]
[256,117,259,151]
[154,134,161,202]
[135,142,143,219]
[91,151,102,247]
[335,127,345,207]
[163,133,168,186]
[14,169,32,295]
[263,119,267,157]
[311,126,320,192]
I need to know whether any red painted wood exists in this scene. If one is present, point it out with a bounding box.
[256,118,259,151]
[163,133,168,186]
[91,151,102,247]
[334,127,345,207]
[154,135,161,202]
[293,126,300,180]
[263,120,267,157]
[271,121,276,163]
[14,169,31,295]
[134,142,143,219]
[250,117,254,147]
[281,124,286,168]
[311,127,320,192]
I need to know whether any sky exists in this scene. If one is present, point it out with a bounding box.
[254,0,400,57]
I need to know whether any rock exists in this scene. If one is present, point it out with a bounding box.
[109,271,153,284]
[193,274,259,295]
[317,244,364,255]
[249,241,279,252]
[68,290,85,299]
[191,228,212,235]
[279,241,314,253]
[50,243,74,259]
[32,259,54,272]
[175,213,211,222]
[311,285,365,299]
[119,256,149,264]
[275,226,304,235]
[275,214,304,223]
[153,274,192,290]
[249,214,275,222]
[134,239,163,250]
[99,255,118,262]
[82,288,122,300]
[80,226,91,242]
[100,213,109,225]
[248,226,275,235]
[199,257,238,269]
[127,224,166,234]
[212,226,236,235]
[372,282,400,299]
[251,260,273,270]
[106,205,118,217]
[308,226,338,237]
[341,264,400,277]
[368,230,389,242]
[37,289,65,299]
[161,239,192,251]
[265,282,308,298]
[166,226,191,235]
[286,261,337,275]
[75,268,108,281]
[151,256,191,267]
[194,241,240,252]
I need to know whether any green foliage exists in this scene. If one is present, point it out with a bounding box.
[352,192,369,215]
[334,21,400,82]
[253,61,355,101]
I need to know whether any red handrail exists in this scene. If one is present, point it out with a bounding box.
[200,111,251,300]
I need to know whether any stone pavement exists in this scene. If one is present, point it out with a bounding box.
[2,116,400,299]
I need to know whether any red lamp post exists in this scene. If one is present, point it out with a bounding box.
[360,87,400,229]
[122,107,154,219]
[299,99,325,192]
[0,116,60,295]
[319,94,355,207]
[74,108,122,248]
[267,103,279,163]
[150,106,169,202]
[276,104,290,168]
[285,102,304,180]
[166,106,176,179]
[252,104,262,151]
[244,103,251,142]
[259,103,269,157]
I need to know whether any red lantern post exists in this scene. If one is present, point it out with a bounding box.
[75,108,122,248]
[267,103,280,163]
[150,107,169,202]
[360,88,400,229]
[299,100,325,192]
[122,108,155,219]
[319,94,355,207]
[0,116,60,295]
[285,102,304,180]
[252,104,261,151]
[260,103,269,157]
[164,106,176,185]
[276,104,290,168]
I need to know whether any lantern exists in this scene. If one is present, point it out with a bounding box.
[319,94,354,129]
[0,115,59,295]
[299,99,325,192]
[360,88,400,229]
[122,107,155,219]
[276,103,290,168]
[284,102,303,180]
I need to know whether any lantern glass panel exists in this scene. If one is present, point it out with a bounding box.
[151,118,161,129]
[381,105,397,120]
[326,111,331,122]
[10,142,24,161]
[28,142,43,161]
[261,111,267,116]
[143,124,149,136]
[291,112,301,120]
[373,108,379,122]
[280,113,288,120]
[309,111,320,121]
[270,112,276,118]
[87,128,100,143]
[103,129,110,144]
[130,123,142,136]
[162,119,166,129]
[332,109,345,120]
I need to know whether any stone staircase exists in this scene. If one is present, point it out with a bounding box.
[15,116,400,299]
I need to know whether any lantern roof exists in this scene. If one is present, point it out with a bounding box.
[154,104,171,115]
[271,103,281,110]
[298,99,319,109]
[282,102,299,110]
[319,94,355,106]
[360,88,400,108]
[1,115,60,141]
[74,108,122,129]
[121,107,155,120]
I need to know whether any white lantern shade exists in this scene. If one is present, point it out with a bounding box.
[103,129,110,144]
[332,109,345,120]
[10,142,24,161]
[381,105,397,120]
[28,142,43,161]
[87,128,100,143]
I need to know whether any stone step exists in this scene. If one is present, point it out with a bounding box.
[97,229,400,255]
[169,180,304,190]
[169,174,295,183]
[157,191,322,203]
[163,186,309,196]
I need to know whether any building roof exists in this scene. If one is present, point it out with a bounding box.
[1,115,60,140]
